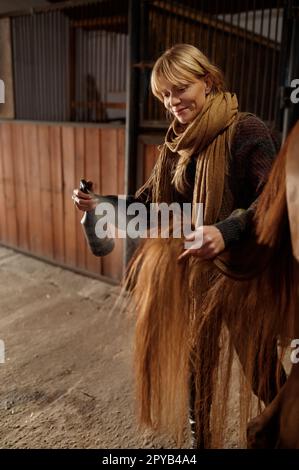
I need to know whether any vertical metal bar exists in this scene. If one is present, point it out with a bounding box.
[227,0,235,91]
[35,13,39,120]
[270,5,281,126]
[12,18,21,118]
[52,11,55,120]
[211,0,218,62]
[60,9,64,121]
[116,32,119,93]
[245,0,256,113]
[32,14,38,120]
[57,10,62,121]
[77,9,80,121]
[41,11,45,120]
[196,0,202,48]
[94,1,99,120]
[111,30,114,94]
[267,6,275,123]
[22,16,27,118]
[116,33,121,92]
[48,11,52,120]
[113,31,116,92]
[57,9,66,121]
[41,12,46,120]
[53,10,57,120]
[94,21,98,120]
[120,32,124,93]
[58,11,61,121]
[105,30,111,120]
[20,15,29,119]
[69,11,75,122]
[221,4,227,81]
[91,23,95,122]
[96,25,103,121]
[125,0,140,265]
[83,4,87,122]
[86,3,90,122]
[232,6,241,95]
[260,7,272,120]
[239,0,249,111]
[281,1,299,138]
[254,1,265,115]
[104,29,108,121]
[49,11,53,120]
[25,16,31,119]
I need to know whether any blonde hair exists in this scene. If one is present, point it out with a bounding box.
[151,43,225,102]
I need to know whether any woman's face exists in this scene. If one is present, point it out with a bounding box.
[160,77,211,124]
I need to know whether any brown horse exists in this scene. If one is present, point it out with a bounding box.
[247,120,299,448]
[122,121,299,448]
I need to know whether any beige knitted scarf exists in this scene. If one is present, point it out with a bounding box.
[136,92,238,226]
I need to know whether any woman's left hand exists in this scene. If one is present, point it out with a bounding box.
[177,225,225,261]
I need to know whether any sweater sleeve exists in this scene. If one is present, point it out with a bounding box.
[214,115,279,247]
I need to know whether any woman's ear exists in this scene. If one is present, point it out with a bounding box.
[204,75,212,95]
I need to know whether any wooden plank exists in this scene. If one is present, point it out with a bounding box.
[84,127,102,274]
[144,144,159,181]
[13,123,29,251]
[117,128,125,194]
[74,127,86,270]
[100,128,122,280]
[61,126,77,267]
[22,124,43,255]
[0,125,7,242]
[113,128,126,280]
[1,123,18,246]
[49,125,65,263]
[38,125,54,258]
[100,128,118,194]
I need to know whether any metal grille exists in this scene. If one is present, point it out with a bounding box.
[12,11,70,121]
[139,0,284,128]
[12,0,128,122]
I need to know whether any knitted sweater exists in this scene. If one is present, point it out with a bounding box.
[214,114,278,247]
[134,114,279,248]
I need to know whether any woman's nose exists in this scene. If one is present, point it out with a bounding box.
[169,94,181,107]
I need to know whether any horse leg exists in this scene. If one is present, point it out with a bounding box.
[226,322,286,405]
[275,365,299,448]
[247,388,282,448]
[247,364,299,448]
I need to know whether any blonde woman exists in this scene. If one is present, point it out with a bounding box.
[73,44,285,447]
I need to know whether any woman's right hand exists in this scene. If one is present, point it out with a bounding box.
[72,188,97,212]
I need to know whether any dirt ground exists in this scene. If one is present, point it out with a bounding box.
[0,245,242,449]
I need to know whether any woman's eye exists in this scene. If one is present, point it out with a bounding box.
[177,86,187,92]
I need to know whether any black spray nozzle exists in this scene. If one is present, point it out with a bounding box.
[80,178,93,194]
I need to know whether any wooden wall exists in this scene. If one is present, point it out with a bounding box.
[0,121,125,282]
[137,134,161,186]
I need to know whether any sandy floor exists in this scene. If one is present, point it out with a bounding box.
[0,245,242,448]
